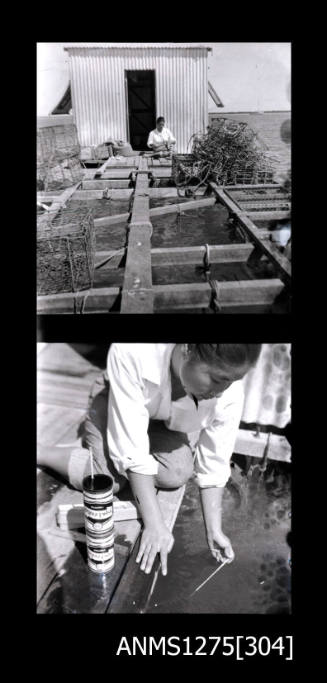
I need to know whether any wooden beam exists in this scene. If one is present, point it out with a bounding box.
[92,157,113,178]
[82,179,132,189]
[226,183,282,190]
[37,288,121,314]
[71,189,133,200]
[235,201,291,211]
[37,279,284,314]
[56,500,141,529]
[134,173,150,195]
[209,183,291,283]
[94,243,255,270]
[151,243,254,266]
[153,279,284,310]
[94,213,130,228]
[131,195,149,221]
[121,165,153,313]
[246,211,290,221]
[95,168,133,179]
[149,197,216,218]
[228,192,290,203]
[120,222,154,313]
[138,156,149,172]
[83,167,173,179]
[37,193,61,202]
[234,429,291,463]
[92,197,215,231]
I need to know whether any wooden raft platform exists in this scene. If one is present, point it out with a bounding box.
[37,343,186,614]
[37,156,291,314]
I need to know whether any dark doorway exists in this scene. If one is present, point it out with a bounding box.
[126,70,156,150]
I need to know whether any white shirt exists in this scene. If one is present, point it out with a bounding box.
[107,344,244,488]
[147,127,176,148]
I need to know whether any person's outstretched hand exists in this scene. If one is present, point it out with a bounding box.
[207,529,235,563]
[136,522,174,576]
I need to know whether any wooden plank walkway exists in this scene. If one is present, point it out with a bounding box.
[37,157,291,314]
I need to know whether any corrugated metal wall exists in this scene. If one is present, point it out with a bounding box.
[67,47,208,153]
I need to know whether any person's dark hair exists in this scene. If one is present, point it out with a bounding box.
[156,116,165,124]
[187,344,262,368]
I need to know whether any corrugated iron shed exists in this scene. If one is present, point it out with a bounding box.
[65,44,210,152]
[64,43,212,50]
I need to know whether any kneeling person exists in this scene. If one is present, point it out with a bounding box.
[38,343,261,577]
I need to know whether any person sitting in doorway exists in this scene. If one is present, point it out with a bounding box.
[147,117,176,157]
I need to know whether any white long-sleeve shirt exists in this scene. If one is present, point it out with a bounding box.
[147,127,176,149]
[106,344,244,488]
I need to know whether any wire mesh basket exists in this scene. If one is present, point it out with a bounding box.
[80,144,110,161]
[37,156,84,192]
[172,119,277,188]
[37,124,80,165]
[37,207,96,296]
[37,124,83,191]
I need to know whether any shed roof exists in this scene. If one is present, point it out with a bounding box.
[64,43,212,51]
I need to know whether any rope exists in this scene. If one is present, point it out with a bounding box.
[203,244,211,282]
[73,290,90,314]
[209,279,221,313]
[95,248,126,270]
[66,238,76,292]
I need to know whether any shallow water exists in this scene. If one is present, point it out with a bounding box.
[147,462,291,614]
[151,204,235,249]
[68,198,130,218]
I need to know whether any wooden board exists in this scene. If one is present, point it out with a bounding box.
[37,279,284,314]
[108,486,185,613]
[82,168,172,180]
[229,192,290,203]
[234,429,291,463]
[120,223,154,313]
[149,197,216,218]
[226,184,282,190]
[120,163,153,313]
[92,198,215,231]
[210,184,291,283]
[37,288,121,314]
[246,211,290,221]
[65,187,208,202]
[151,244,254,266]
[71,189,133,200]
[37,372,99,410]
[233,200,291,211]
[153,279,284,310]
[37,403,85,445]
[94,244,254,270]
[82,179,132,189]
[37,193,62,202]
[37,342,101,375]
